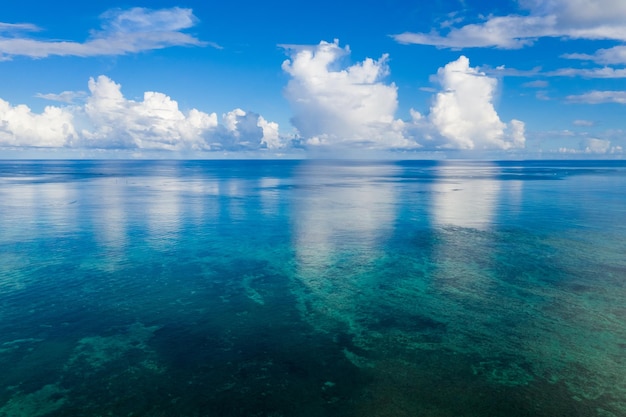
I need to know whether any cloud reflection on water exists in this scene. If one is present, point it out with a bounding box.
[429,162,501,230]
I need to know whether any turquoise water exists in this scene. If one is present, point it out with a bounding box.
[0,160,625,417]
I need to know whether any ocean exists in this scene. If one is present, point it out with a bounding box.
[0,159,625,416]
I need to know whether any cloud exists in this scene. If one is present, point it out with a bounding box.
[580,138,613,153]
[0,23,40,33]
[392,0,626,49]
[536,91,551,101]
[487,62,626,80]
[281,41,524,152]
[394,15,556,49]
[562,45,626,65]
[80,76,218,150]
[531,126,625,155]
[414,56,525,150]
[257,116,281,149]
[0,99,77,147]
[492,64,626,79]
[548,67,626,78]
[35,91,87,104]
[566,90,626,104]
[0,7,213,60]
[281,39,411,149]
[210,108,283,151]
[0,76,283,151]
[522,80,549,88]
[2,42,526,155]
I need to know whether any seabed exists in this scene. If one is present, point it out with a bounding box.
[0,160,624,416]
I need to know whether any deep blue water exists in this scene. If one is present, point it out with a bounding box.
[0,160,625,417]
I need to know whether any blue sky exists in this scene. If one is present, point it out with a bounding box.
[1,0,625,158]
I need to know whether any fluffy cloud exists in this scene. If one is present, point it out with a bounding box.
[281,40,410,148]
[0,100,76,147]
[393,0,626,49]
[281,41,524,151]
[0,76,283,151]
[2,41,525,155]
[410,56,525,150]
[211,108,282,151]
[0,7,213,60]
[80,76,218,150]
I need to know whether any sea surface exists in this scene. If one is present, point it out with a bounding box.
[0,159,625,417]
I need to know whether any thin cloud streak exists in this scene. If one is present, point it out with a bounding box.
[563,45,626,65]
[35,91,88,104]
[0,22,40,33]
[0,7,214,60]
[488,65,626,79]
[566,90,626,104]
[392,0,626,49]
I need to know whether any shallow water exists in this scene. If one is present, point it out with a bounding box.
[0,159,625,417]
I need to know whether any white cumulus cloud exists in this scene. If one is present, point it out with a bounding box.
[0,100,77,147]
[0,76,283,152]
[281,42,525,152]
[80,76,218,150]
[281,40,410,149]
[211,108,284,151]
[412,56,526,150]
[2,41,527,155]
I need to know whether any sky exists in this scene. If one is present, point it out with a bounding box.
[1,0,625,159]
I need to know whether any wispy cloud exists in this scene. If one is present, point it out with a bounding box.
[0,7,216,60]
[0,22,41,33]
[489,64,626,79]
[392,0,626,49]
[548,67,626,78]
[522,80,549,88]
[36,91,87,104]
[393,15,556,49]
[573,119,595,127]
[563,45,626,65]
[566,90,626,104]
